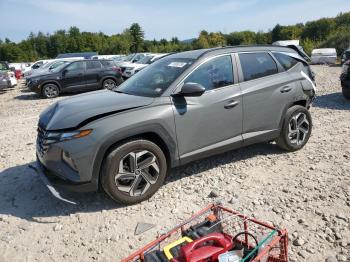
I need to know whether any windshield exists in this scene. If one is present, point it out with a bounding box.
[137,56,154,65]
[122,54,135,62]
[116,57,194,97]
[41,62,54,69]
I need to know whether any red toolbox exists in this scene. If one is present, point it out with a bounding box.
[123,203,288,262]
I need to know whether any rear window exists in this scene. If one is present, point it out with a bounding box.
[239,53,278,81]
[273,53,299,71]
[100,60,115,67]
[86,60,102,70]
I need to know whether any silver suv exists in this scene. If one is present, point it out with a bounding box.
[34,46,316,204]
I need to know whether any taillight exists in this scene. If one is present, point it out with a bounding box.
[112,66,122,74]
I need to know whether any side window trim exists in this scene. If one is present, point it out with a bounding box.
[236,51,284,83]
[175,54,238,94]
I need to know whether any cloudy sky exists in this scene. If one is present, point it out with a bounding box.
[1,0,349,42]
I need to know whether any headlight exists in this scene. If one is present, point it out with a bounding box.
[44,129,92,144]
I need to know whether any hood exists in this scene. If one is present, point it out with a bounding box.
[39,90,154,130]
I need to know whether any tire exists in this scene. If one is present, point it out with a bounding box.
[342,87,350,100]
[101,139,167,205]
[102,79,117,90]
[42,83,59,98]
[276,105,312,152]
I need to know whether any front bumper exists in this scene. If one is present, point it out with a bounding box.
[29,161,77,204]
[26,80,41,93]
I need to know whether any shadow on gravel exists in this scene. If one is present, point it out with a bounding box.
[313,92,350,110]
[0,142,284,222]
[167,142,285,183]
[14,93,43,100]
[0,163,123,222]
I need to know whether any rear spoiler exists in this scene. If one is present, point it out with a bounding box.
[286,45,311,62]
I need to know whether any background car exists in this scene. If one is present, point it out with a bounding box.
[310,48,337,65]
[341,48,350,64]
[0,71,11,91]
[27,59,123,98]
[122,53,168,78]
[340,60,350,99]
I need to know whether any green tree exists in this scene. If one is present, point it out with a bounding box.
[129,23,144,53]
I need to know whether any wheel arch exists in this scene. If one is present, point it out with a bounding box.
[41,80,62,91]
[91,128,177,189]
[99,76,119,88]
[278,99,308,130]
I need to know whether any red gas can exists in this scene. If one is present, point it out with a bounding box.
[175,232,233,262]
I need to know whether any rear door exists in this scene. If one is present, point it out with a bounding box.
[237,52,296,140]
[61,61,86,91]
[172,54,243,163]
[85,60,103,90]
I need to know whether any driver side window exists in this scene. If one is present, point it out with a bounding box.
[66,62,85,72]
[185,55,234,90]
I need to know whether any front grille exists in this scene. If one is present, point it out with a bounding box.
[37,126,48,156]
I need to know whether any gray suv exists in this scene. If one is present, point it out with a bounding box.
[35,46,316,204]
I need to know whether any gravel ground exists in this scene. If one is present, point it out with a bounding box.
[0,65,349,262]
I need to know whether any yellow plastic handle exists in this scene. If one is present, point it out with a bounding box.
[163,236,193,260]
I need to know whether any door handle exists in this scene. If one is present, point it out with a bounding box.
[224,100,240,109]
[280,86,292,93]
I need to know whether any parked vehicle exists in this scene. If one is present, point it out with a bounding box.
[0,72,11,91]
[27,59,123,98]
[34,46,315,204]
[27,59,73,78]
[0,61,17,87]
[24,60,51,77]
[56,52,97,59]
[272,40,300,46]
[114,53,150,73]
[92,55,124,60]
[311,48,337,64]
[340,60,350,99]
[122,53,168,78]
[341,48,350,64]
[0,61,10,72]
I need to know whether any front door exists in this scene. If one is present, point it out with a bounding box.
[61,61,85,91]
[172,54,243,163]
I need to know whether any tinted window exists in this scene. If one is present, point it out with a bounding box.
[86,60,102,70]
[273,53,299,70]
[239,53,278,81]
[100,60,115,67]
[185,55,234,90]
[66,62,84,72]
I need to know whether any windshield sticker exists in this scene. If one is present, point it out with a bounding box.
[168,62,187,68]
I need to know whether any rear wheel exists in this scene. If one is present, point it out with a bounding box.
[342,87,350,100]
[42,83,59,98]
[102,79,117,90]
[101,139,167,205]
[276,105,312,151]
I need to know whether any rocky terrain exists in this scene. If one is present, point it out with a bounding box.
[0,65,349,261]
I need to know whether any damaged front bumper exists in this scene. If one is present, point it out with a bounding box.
[29,161,77,204]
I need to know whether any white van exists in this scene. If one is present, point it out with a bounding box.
[311,48,337,65]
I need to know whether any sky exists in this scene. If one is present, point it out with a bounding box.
[0,0,350,42]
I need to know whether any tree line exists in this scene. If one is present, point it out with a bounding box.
[1,12,350,62]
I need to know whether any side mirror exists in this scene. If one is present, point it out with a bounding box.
[175,82,205,97]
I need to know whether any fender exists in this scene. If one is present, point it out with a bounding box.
[40,79,62,90]
[90,123,178,187]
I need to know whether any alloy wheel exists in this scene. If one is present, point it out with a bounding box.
[43,85,58,98]
[288,112,310,145]
[115,150,160,197]
[104,79,116,90]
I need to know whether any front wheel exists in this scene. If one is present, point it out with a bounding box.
[42,83,59,98]
[276,105,312,152]
[101,139,167,205]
